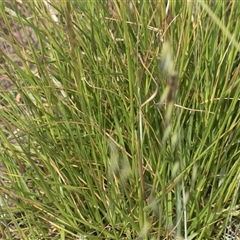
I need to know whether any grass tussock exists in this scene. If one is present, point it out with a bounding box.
[0,0,239,239]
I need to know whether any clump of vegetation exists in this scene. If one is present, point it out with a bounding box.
[0,1,239,239]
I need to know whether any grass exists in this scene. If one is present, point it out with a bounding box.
[0,0,239,239]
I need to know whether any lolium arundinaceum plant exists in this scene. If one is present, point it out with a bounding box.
[0,0,239,239]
